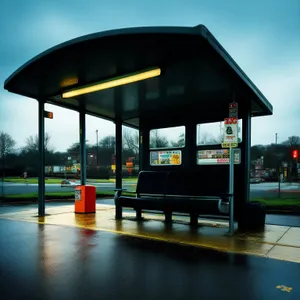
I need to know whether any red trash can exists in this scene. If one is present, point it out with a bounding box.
[75,185,96,213]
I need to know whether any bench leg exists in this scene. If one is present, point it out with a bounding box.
[116,205,123,220]
[136,208,142,220]
[190,213,198,226]
[165,211,172,223]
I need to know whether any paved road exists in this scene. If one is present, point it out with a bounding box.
[0,218,299,300]
[1,181,299,198]
[250,182,300,192]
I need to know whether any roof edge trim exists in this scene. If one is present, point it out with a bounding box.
[199,28,273,114]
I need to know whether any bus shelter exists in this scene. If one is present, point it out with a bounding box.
[4,25,273,227]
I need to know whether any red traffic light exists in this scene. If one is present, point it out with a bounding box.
[292,149,298,160]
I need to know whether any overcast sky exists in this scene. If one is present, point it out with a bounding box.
[0,0,299,152]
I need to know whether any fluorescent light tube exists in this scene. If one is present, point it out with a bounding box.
[62,68,161,99]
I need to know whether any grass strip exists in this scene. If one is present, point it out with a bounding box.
[250,197,300,206]
[2,192,300,206]
[3,177,138,184]
[1,190,135,201]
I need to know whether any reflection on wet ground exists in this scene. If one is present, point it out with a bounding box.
[1,218,299,300]
[1,204,299,263]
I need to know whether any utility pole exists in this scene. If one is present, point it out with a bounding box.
[95,130,99,166]
[1,153,4,198]
[275,133,278,144]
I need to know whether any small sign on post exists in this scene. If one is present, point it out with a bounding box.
[44,111,53,119]
[229,102,238,118]
[222,117,238,148]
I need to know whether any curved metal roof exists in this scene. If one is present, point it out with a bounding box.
[4,25,272,126]
[4,26,203,88]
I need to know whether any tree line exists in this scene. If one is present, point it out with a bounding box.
[250,136,300,168]
[0,129,184,178]
[0,129,299,178]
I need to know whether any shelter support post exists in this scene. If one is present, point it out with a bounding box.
[79,110,86,185]
[140,126,150,171]
[185,122,196,168]
[38,99,45,216]
[236,103,251,226]
[139,129,143,172]
[229,146,235,235]
[241,109,251,203]
[115,119,122,189]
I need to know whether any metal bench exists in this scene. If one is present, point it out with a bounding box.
[114,170,231,226]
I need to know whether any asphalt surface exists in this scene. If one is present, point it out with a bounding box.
[0,218,299,300]
[1,182,300,198]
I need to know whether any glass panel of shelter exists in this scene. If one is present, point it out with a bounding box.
[196,120,243,166]
[149,126,185,166]
[148,121,243,167]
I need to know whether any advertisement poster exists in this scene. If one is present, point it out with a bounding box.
[150,150,182,166]
[197,149,241,165]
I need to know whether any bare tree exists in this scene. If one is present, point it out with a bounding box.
[171,133,185,147]
[99,135,115,149]
[0,132,16,158]
[150,130,169,148]
[23,133,54,152]
[123,128,139,155]
[282,136,300,147]
[199,132,219,145]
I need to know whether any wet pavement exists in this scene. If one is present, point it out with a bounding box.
[1,204,300,263]
[266,214,300,227]
[0,218,299,300]
[1,201,300,227]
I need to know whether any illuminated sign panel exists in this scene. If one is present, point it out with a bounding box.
[197,149,241,165]
[150,150,182,166]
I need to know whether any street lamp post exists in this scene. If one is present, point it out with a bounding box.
[275,153,284,198]
[1,153,4,198]
[95,130,99,166]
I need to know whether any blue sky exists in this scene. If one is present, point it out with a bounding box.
[0,0,299,151]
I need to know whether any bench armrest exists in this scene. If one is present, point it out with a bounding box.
[114,188,131,203]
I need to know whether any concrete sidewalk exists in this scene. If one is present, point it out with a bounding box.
[1,204,299,263]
